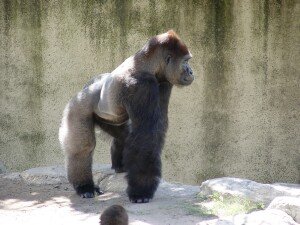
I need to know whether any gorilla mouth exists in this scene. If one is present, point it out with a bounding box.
[180,71,194,85]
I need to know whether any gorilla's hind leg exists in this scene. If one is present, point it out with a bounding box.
[67,153,103,198]
[60,106,101,198]
[111,138,126,173]
[96,122,129,173]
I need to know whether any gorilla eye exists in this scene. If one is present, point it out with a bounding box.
[166,55,171,65]
[183,58,190,63]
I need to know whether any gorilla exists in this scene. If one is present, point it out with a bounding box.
[59,30,194,203]
[100,205,128,225]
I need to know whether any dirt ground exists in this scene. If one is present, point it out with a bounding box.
[0,174,214,225]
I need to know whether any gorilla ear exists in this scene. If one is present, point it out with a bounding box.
[166,55,171,65]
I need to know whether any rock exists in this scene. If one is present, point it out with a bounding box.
[156,180,199,197]
[200,177,300,205]
[197,209,298,225]
[93,164,116,185]
[98,173,127,193]
[3,172,22,181]
[93,164,200,197]
[97,172,200,197]
[0,162,8,174]
[267,196,300,223]
[93,164,114,175]
[20,166,68,185]
[2,164,113,185]
[3,164,200,200]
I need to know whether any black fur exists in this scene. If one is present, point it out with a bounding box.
[103,73,171,202]
[121,74,170,202]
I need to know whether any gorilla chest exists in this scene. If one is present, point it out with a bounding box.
[95,102,128,125]
[94,76,128,125]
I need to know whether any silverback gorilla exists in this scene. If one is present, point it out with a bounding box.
[59,31,194,203]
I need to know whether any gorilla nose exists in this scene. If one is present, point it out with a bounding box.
[187,67,193,76]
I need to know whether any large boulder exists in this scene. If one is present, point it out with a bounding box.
[267,196,300,223]
[197,209,298,225]
[4,164,114,185]
[95,168,200,197]
[200,177,300,205]
[20,165,68,185]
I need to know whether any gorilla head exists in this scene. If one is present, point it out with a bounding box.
[139,30,194,86]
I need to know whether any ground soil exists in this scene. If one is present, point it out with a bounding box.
[0,175,214,225]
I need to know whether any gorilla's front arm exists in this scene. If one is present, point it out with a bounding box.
[121,73,168,202]
[158,82,173,127]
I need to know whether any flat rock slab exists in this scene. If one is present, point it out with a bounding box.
[0,165,208,225]
[200,177,300,205]
[4,164,113,185]
[268,196,300,223]
[197,209,298,225]
[4,165,200,198]
[20,165,68,185]
[3,166,299,225]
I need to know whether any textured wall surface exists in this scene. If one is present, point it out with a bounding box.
[0,0,299,184]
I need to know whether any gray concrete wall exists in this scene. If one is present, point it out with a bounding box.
[0,0,299,184]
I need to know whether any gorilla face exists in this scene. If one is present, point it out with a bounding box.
[179,55,194,85]
[165,53,194,86]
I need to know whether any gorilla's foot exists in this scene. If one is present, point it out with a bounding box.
[126,177,159,203]
[129,197,150,203]
[74,184,104,198]
[127,188,154,204]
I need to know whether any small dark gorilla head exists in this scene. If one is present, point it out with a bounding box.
[100,205,129,225]
[144,30,194,86]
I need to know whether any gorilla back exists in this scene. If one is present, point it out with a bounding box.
[59,31,194,202]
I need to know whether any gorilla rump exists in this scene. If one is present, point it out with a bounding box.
[59,31,194,203]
